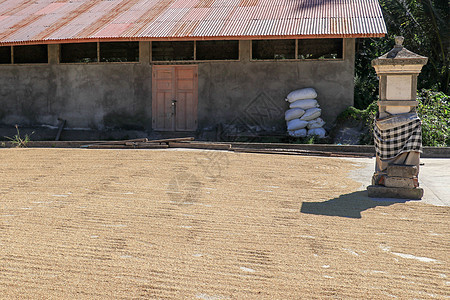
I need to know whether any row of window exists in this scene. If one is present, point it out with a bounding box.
[0,44,48,64]
[0,42,138,64]
[254,39,343,60]
[61,42,139,63]
[0,39,343,64]
[152,39,343,60]
[152,40,239,61]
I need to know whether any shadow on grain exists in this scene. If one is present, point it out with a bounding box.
[300,190,411,219]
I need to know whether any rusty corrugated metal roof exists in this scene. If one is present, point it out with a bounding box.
[0,0,386,45]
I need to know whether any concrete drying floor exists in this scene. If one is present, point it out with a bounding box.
[0,149,448,299]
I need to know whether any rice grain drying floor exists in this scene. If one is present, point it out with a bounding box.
[0,149,448,299]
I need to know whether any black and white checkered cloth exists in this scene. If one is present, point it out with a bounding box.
[374,117,422,160]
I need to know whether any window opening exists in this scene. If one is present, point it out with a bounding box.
[100,42,139,62]
[0,46,11,64]
[13,45,48,64]
[60,42,97,63]
[196,40,239,60]
[252,39,295,60]
[298,39,343,59]
[152,41,194,61]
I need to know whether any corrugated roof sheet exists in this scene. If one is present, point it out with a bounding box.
[0,0,386,46]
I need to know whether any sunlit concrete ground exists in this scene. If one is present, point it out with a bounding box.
[345,157,450,207]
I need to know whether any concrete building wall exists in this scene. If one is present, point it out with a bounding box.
[0,43,152,130]
[198,39,355,132]
[0,39,355,133]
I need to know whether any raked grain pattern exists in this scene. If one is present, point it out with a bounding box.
[0,149,448,299]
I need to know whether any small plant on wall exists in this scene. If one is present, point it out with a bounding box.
[4,125,34,148]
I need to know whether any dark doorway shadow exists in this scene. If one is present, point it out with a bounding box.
[300,190,411,219]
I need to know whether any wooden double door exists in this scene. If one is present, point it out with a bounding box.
[152,65,198,131]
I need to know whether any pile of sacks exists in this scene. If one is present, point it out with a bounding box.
[285,88,326,138]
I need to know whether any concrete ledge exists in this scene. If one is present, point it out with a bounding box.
[1,141,102,148]
[367,185,423,200]
[423,146,450,158]
[1,141,450,158]
[230,143,375,154]
[230,143,450,158]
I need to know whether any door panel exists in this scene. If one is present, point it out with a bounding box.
[177,69,194,78]
[185,92,196,130]
[176,92,187,130]
[152,65,198,131]
[157,80,173,90]
[175,66,196,131]
[154,91,172,130]
[177,80,194,90]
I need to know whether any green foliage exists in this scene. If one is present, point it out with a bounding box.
[417,89,450,146]
[336,101,379,144]
[340,90,449,146]
[337,101,378,123]
[4,125,34,148]
[302,136,319,144]
[354,37,394,109]
[355,0,449,108]
[287,135,330,144]
[379,0,449,93]
[359,101,379,145]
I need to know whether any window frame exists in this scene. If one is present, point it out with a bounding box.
[60,42,98,64]
[0,39,344,65]
[250,38,345,62]
[150,40,241,63]
[195,40,240,61]
[0,46,12,64]
[250,39,297,61]
[99,41,140,63]
[3,45,50,65]
[151,41,195,62]
[59,42,140,65]
[297,38,344,60]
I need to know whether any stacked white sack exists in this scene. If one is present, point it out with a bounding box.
[285,88,326,138]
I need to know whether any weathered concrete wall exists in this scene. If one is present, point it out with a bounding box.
[0,39,355,133]
[198,39,355,133]
[0,42,152,130]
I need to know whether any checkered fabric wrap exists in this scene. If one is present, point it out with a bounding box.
[374,118,422,160]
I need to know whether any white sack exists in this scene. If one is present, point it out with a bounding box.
[289,99,319,110]
[285,108,305,121]
[288,129,307,138]
[307,117,326,129]
[300,108,322,121]
[287,119,308,131]
[285,88,318,102]
[307,127,326,138]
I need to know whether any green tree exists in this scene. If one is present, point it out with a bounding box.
[354,36,393,109]
[380,0,449,93]
[355,0,449,109]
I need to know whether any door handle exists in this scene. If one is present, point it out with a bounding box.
[171,99,177,116]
